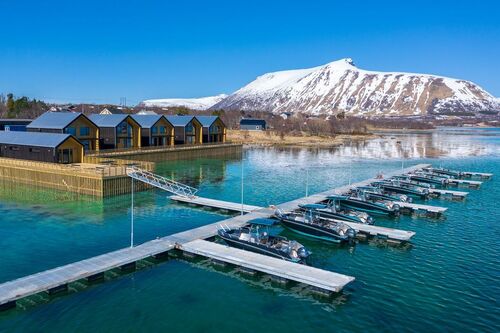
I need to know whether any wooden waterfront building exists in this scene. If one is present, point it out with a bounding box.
[165,116,202,145]
[0,131,83,163]
[195,116,226,143]
[131,115,174,147]
[89,114,141,150]
[27,112,99,151]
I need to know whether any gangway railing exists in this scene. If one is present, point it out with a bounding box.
[126,166,198,198]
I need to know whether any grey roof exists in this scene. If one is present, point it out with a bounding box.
[0,130,77,148]
[88,114,130,127]
[130,115,164,128]
[165,115,196,127]
[27,112,82,130]
[240,118,266,126]
[195,116,219,127]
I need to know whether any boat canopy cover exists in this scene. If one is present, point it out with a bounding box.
[248,218,277,226]
[299,203,328,209]
[326,195,349,200]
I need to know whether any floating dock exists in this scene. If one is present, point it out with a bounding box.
[1,165,433,311]
[181,239,354,292]
[0,237,176,311]
[395,202,447,218]
[428,188,468,201]
[462,171,492,179]
[170,195,261,213]
[447,179,482,189]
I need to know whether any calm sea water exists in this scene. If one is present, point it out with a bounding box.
[0,128,499,332]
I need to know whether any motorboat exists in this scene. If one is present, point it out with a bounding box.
[217,226,310,263]
[274,209,356,243]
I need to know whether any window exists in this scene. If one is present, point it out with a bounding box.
[29,148,40,153]
[9,146,19,151]
[160,126,166,134]
[152,126,158,135]
[64,127,76,135]
[117,122,131,135]
[80,127,90,136]
[186,123,194,133]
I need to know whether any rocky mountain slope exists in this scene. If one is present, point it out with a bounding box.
[211,58,499,116]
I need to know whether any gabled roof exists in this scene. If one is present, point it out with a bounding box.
[0,130,79,148]
[165,115,196,127]
[100,107,124,114]
[195,116,222,127]
[88,114,131,127]
[130,115,165,128]
[27,112,84,130]
[240,118,266,125]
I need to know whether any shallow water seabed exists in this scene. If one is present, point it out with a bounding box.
[0,128,499,333]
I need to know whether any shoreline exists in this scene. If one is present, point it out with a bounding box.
[227,130,377,148]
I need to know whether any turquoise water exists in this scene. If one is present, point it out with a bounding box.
[0,128,499,332]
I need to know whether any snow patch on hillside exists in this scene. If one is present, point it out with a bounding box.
[141,94,227,110]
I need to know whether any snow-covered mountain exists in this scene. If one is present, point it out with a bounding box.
[211,58,499,116]
[141,94,227,110]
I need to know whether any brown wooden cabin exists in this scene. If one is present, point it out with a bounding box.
[27,112,99,151]
[165,116,203,145]
[131,115,174,147]
[195,116,226,143]
[88,114,141,150]
[0,131,83,163]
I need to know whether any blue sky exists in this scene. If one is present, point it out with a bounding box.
[0,0,499,105]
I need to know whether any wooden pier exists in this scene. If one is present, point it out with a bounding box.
[395,202,447,218]
[429,188,468,200]
[0,163,460,311]
[462,171,492,179]
[447,179,482,189]
[181,239,354,293]
[170,195,261,213]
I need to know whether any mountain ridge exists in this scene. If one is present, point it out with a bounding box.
[211,58,499,116]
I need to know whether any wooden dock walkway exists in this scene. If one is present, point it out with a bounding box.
[181,239,354,293]
[0,237,176,310]
[429,188,468,200]
[447,179,482,189]
[0,163,430,310]
[462,171,492,179]
[395,201,447,218]
[170,195,261,213]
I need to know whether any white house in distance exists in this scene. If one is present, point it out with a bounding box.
[100,107,124,115]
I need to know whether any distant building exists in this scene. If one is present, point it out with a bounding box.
[240,118,266,131]
[165,115,202,145]
[89,114,141,149]
[131,115,174,147]
[0,131,83,163]
[27,112,100,151]
[195,116,226,143]
[137,110,158,115]
[100,106,124,115]
[0,119,32,132]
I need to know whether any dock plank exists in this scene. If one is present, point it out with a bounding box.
[181,239,354,292]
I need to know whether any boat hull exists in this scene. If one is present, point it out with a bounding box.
[378,184,428,199]
[218,235,300,262]
[340,199,399,217]
[278,217,349,243]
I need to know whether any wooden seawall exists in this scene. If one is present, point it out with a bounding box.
[87,143,243,162]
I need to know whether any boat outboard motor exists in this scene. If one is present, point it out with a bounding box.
[297,247,310,260]
[346,228,356,242]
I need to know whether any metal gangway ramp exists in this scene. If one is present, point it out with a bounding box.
[127,166,198,197]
